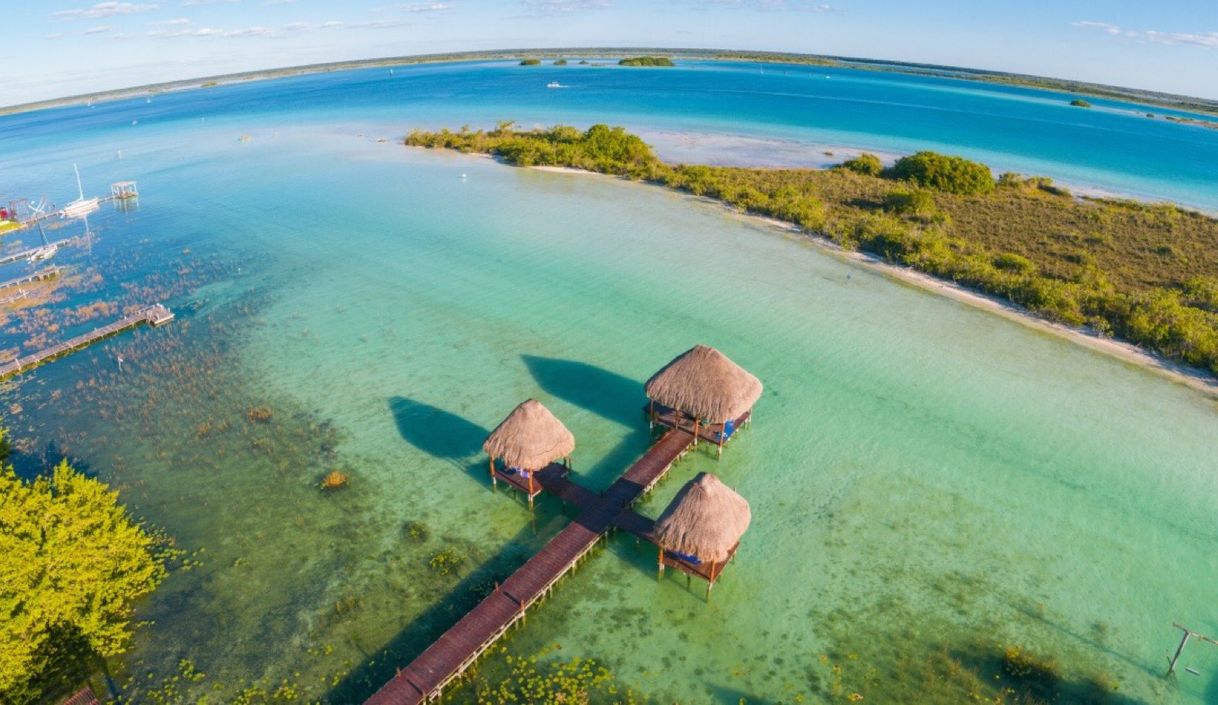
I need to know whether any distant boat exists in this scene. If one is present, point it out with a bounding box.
[60,164,100,219]
[27,244,58,263]
[547,81,561,89]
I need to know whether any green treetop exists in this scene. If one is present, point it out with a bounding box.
[0,436,167,702]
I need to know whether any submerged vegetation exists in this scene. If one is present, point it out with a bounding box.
[0,432,169,703]
[407,123,1218,375]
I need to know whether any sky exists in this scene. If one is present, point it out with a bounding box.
[2,0,1217,106]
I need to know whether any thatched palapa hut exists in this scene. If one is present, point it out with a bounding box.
[645,344,762,455]
[654,472,751,599]
[483,399,575,507]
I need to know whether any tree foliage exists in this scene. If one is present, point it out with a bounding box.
[889,151,996,195]
[840,152,883,176]
[617,56,674,67]
[0,443,166,702]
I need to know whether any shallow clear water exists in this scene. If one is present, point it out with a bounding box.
[2,62,1218,704]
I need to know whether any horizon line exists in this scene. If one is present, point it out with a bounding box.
[4,46,1217,116]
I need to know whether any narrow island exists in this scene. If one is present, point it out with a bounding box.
[1070,98,1092,108]
[407,123,1218,380]
[618,56,675,67]
[519,58,541,66]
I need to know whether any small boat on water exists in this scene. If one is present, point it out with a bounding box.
[546,81,561,89]
[60,164,99,219]
[27,244,58,263]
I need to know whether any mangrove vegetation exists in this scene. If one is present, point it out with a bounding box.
[618,56,674,67]
[406,123,1218,376]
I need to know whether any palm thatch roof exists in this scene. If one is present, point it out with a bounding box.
[482,399,575,470]
[645,345,762,422]
[653,473,751,563]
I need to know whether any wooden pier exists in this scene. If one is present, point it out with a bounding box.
[0,304,174,378]
[60,687,101,705]
[0,235,85,268]
[0,266,60,291]
[364,428,695,705]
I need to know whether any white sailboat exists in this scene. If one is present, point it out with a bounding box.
[60,164,100,219]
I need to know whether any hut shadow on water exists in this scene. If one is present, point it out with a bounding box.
[521,355,642,428]
[521,355,654,488]
[388,396,490,485]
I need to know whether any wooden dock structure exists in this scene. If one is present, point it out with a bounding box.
[0,265,60,291]
[60,687,101,705]
[0,304,174,379]
[0,235,86,268]
[365,428,695,705]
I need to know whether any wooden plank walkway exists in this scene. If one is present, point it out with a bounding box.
[0,304,174,379]
[364,428,695,705]
[60,687,101,705]
[0,235,81,267]
[0,265,60,291]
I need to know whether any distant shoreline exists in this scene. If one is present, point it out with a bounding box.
[3,47,1217,119]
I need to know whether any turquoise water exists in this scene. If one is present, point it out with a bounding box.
[2,61,1218,704]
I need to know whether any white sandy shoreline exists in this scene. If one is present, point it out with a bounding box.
[414,149,1218,398]
[532,165,1218,397]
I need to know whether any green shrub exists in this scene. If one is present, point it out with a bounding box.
[553,59,567,66]
[618,56,674,67]
[890,151,995,195]
[993,252,1036,273]
[1182,276,1218,312]
[1070,99,1093,108]
[841,153,883,176]
[884,188,938,219]
[519,58,541,66]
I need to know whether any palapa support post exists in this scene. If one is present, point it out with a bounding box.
[692,418,699,447]
[528,473,536,510]
[648,400,655,429]
[1168,629,1192,677]
[657,544,665,581]
[489,457,497,490]
[1164,622,1218,677]
[717,422,725,459]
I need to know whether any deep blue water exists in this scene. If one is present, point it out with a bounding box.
[3,59,1217,210]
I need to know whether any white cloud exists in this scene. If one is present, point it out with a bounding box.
[520,0,611,14]
[1073,20,1218,49]
[405,2,450,11]
[141,18,405,39]
[1144,30,1218,49]
[147,25,224,36]
[84,25,115,34]
[714,0,832,9]
[52,2,159,20]
[225,25,273,36]
[1072,21,1121,35]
